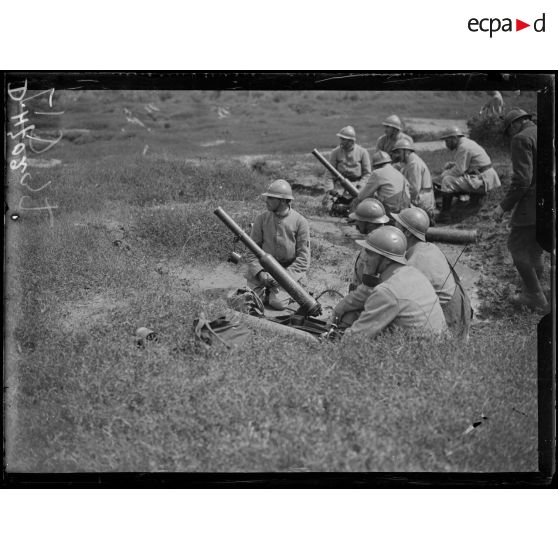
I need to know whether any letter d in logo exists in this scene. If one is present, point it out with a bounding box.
[534,13,546,32]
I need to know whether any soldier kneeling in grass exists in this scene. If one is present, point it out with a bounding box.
[244,179,310,311]
[392,207,472,339]
[331,226,447,339]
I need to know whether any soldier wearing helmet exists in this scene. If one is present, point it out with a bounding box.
[438,126,501,221]
[492,109,548,313]
[331,226,447,338]
[392,207,472,338]
[327,125,372,195]
[347,199,389,292]
[376,115,413,155]
[390,138,436,223]
[245,179,310,310]
[355,150,411,218]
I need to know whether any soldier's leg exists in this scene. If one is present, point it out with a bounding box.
[507,226,548,310]
[338,309,363,329]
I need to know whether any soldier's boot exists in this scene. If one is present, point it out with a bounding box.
[437,193,454,223]
[510,290,549,313]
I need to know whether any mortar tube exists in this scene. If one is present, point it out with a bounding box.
[425,227,478,244]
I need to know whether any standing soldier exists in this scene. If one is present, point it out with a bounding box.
[331,226,447,338]
[356,151,411,219]
[438,127,501,221]
[347,199,389,292]
[492,109,548,313]
[480,91,504,117]
[392,207,472,338]
[376,114,413,155]
[391,138,436,224]
[245,180,310,311]
[327,125,372,195]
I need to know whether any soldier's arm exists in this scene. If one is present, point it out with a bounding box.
[356,173,380,202]
[288,216,311,277]
[357,149,372,189]
[344,286,400,339]
[449,146,470,176]
[499,134,534,212]
[405,161,422,203]
[333,283,374,321]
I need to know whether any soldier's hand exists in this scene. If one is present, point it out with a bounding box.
[443,162,455,170]
[492,205,505,222]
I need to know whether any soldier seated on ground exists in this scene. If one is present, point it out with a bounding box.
[244,179,310,311]
[356,151,411,220]
[327,125,371,196]
[390,138,436,225]
[331,226,447,339]
[347,199,389,292]
[375,114,413,155]
[392,207,472,339]
[437,127,501,222]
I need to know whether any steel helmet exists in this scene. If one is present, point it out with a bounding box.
[391,138,415,152]
[381,115,403,130]
[348,199,390,225]
[503,108,531,131]
[262,179,294,200]
[440,126,466,140]
[392,207,430,241]
[371,150,392,167]
[355,226,407,265]
[336,125,356,141]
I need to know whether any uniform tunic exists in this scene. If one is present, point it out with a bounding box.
[399,151,435,213]
[245,208,310,283]
[376,131,413,155]
[356,165,411,215]
[328,144,372,191]
[334,263,447,339]
[441,137,501,193]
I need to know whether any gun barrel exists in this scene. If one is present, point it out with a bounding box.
[214,207,322,316]
[425,227,478,244]
[311,148,359,198]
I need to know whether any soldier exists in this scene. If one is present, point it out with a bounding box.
[347,199,389,292]
[438,127,501,221]
[492,109,548,313]
[480,91,504,117]
[390,138,436,223]
[356,151,411,218]
[327,125,372,195]
[376,114,413,155]
[331,226,447,339]
[245,179,310,310]
[392,207,472,338]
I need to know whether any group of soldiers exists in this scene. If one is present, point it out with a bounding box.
[241,106,546,342]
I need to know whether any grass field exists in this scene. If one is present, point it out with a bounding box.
[5,88,546,473]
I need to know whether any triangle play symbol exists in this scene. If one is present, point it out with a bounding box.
[516,19,530,31]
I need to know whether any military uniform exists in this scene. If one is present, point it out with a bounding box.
[499,122,544,298]
[356,165,411,216]
[399,151,435,214]
[441,137,501,194]
[328,144,371,192]
[406,242,471,337]
[335,262,447,338]
[245,208,310,304]
[376,131,413,155]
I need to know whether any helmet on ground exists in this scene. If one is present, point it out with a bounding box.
[355,226,407,265]
[440,126,466,140]
[392,207,430,241]
[371,150,392,167]
[391,138,415,152]
[503,108,531,131]
[262,179,294,200]
[349,199,390,224]
[381,115,402,130]
[336,125,356,141]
